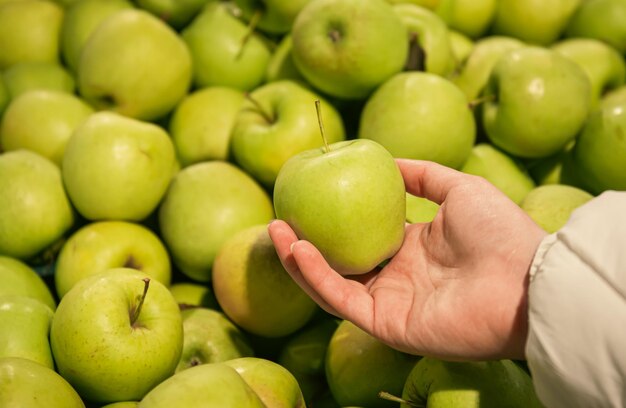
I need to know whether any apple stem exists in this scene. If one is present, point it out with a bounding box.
[468,93,496,110]
[378,391,422,407]
[237,9,263,59]
[245,92,274,123]
[130,278,150,327]
[315,100,330,154]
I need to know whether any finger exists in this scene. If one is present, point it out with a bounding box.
[396,159,469,205]
[291,240,375,331]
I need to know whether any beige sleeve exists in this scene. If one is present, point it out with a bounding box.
[525,191,626,408]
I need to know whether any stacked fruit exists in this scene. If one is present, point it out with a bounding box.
[0,0,625,407]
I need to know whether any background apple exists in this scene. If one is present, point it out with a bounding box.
[234,0,313,35]
[565,0,626,54]
[436,0,497,39]
[0,256,56,310]
[520,184,593,233]
[135,0,209,29]
[406,194,440,224]
[2,62,75,100]
[169,282,218,309]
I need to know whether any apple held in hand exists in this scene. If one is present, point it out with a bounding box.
[274,136,406,276]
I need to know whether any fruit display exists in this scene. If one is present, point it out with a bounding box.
[0,0,624,407]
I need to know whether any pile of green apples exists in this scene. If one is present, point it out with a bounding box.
[1,0,625,406]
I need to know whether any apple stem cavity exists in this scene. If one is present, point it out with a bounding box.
[130,278,150,328]
[378,391,421,407]
[468,93,496,110]
[405,32,426,72]
[315,99,330,154]
[237,9,263,59]
[245,92,274,124]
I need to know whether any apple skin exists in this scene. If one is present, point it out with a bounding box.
[54,221,172,299]
[0,75,8,116]
[0,90,94,166]
[2,62,75,100]
[101,403,138,408]
[0,256,56,310]
[448,30,474,69]
[158,161,274,282]
[135,0,209,29]
[436,0,496,39]
[265,34,307,83]
[169,86,244,167]
[359,72,476,170]
[213,225,318,337]
[0,0,64,69]
[483,47,592,159]
[291,0,408,100]
[77,9,192,121]
[565,0,626,54]
[234,0,313,34]
[181,2,272,91]
[406,193,440,224]
[169,282,218,309]
[520,184,593,233]
[0,357,85,408]
[230,80,346,188]
[401,357,543,407]
[62,111,177,222]
[274,139,406,276]
[50,268,183,404]
[0,150,74,260]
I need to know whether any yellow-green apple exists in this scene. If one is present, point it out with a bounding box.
[436,0,497,39]
[135,0,210,29]
[566,0,626,54]
[0,296,53,368]
[460,143,536,205]
[158,161,274,282]
[0,0,63,69]
[291,0,408,100]
[552,38,626,107]
[169,86,244,167]
[385,0,441,10]
[526,145,579,186]
[213,225,318,337]
[176,307,253,372]
[61,0,134,73]
[405,194,439,223]
[0,256,56,310]
[0,90,94,166]
[231,81,345,188]
[400,357,543,407]
[0,75,7,116]
[50,268,183,404]
[138,362,265,408]
[392,4,456,77]
[0,150,74,260]
[223,357,306,408]
[169,282,218,309]
[0,357,85,408]
[452,36,525,101]
[181,2,272,91]
[77,9,192,121]
[2,62,75,100]
[265,34,306,83]
[520,184,593,233]
[62,111,177,221]
[448,30,474,70]
[274,138,406,275]
[325,320,419,407]
[54,221,171,299]
[234,0,313,34]
[491,0,581,46]
[359,72,476,169]
[483,47,592,159]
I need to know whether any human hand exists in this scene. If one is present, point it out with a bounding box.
[268,159,547,361]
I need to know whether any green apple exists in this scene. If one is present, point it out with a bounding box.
[138,362,265,408]
[0,90,94,166]
[448,30,474,70]
[291,0,408,100]
[0,0,63,69]
[405,193,439,224]
[552,38,626,107]
[231,80,346,188]
[135,0,210,29]
[392,4,456,77]
[491,0,581,46]
[452,36,525,101]
[234,0,313,34]
[61,0,134,73]
[0,256,56,310]
[400,357,543,407]
[158,161,274,282]
[460,143,536,205]
[326,320,419,407]
[265,34,306,83]
[0,357,85,408]
[181,2,272,91]
[62,111,177,221]
[101,403,138,408]
[436,0,497,39]
[275,139,406,275]
[78,9,192,121]
[0,150,74,260]
[51,268,183,404]
[177,307,253,372]
[483,47,592,159]
[0,75,8,116]
[385,0,441,10]
[169,282,218,309]
[520,184,593,233]
[169,86,244,167]
[2,62,75,100]
[212,225,318,337]
[526,145,579,186]
[359,72,476,169]
[223,357,306,408]
[54,221,171,299]
[566,0,626,54]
